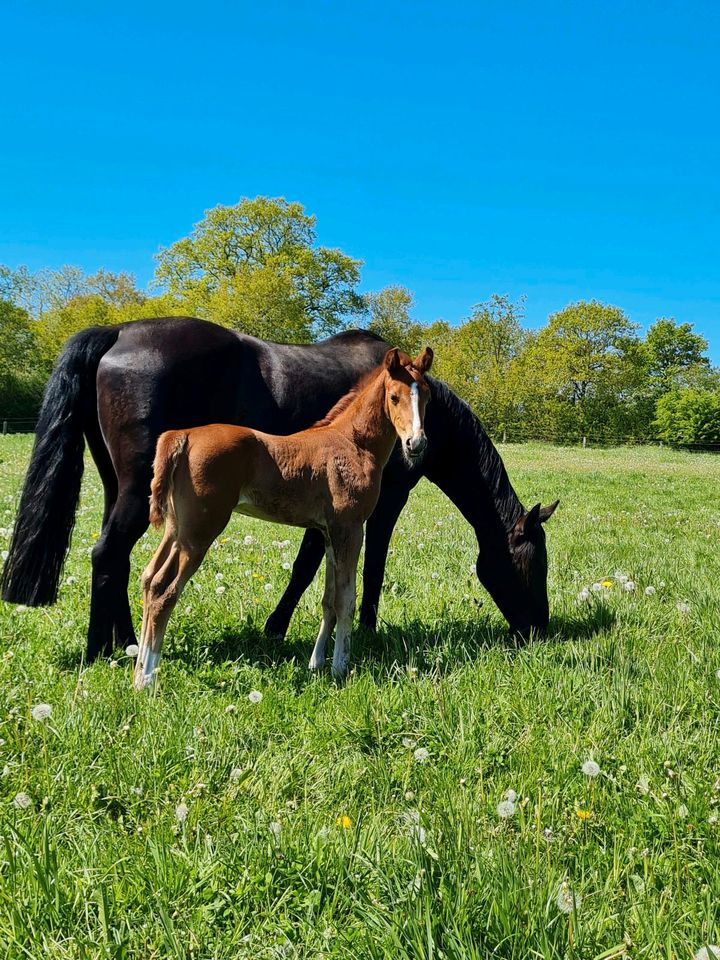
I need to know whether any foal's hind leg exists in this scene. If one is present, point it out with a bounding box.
[329,524,364,680]
[134,539,207,690]
[308,542,336,672]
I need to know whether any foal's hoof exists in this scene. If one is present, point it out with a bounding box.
[133,670,155,692]
[308,654,326,672]
[331,657,349,681]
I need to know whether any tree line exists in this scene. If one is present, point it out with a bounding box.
[2,197,718,445]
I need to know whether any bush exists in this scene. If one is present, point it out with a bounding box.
[654,388,720,446]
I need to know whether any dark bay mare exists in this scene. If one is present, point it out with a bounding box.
[1,316,558,661]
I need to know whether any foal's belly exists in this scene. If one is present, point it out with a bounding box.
[233,492,316,529]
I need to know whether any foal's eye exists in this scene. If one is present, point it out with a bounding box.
[390,394,400,405]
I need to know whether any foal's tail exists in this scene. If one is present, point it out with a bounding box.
[1,326,120,606]
[149,432,188,528]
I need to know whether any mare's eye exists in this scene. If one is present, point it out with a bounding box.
[390,394,400,405]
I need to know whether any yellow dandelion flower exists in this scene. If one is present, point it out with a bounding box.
[576,808,592,820]
[601,579,613,589]
[336,815,352,829]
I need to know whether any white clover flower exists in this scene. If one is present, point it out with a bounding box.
[216,585,226,596]
[677,601,690,614]
[556,882,581,914]
[694,948,720,960]
[125,644,139,658]
[243,535,254,546]
[645,585,656,596]
[413,747,429,762]
[624,580,636,592]
[248,690,263,704]
[269,821,282,837]
[175,801,189,823]
[581,760,601,778]
[497,799,516,818]
[13,791,31,809]
[31,703,52,721]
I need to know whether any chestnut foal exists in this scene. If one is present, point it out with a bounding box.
[134,347,433,689]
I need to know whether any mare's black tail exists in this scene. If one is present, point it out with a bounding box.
[1,326,121,605]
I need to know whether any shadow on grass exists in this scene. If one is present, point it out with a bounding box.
[52,603,615,679]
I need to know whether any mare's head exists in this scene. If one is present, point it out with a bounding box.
[383,347,434,464]
[475,500,559,638]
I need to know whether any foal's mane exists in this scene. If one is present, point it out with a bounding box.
[311,365,384,428]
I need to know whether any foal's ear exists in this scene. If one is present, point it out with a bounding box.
[414,347,434,373]
[384,347,402,372]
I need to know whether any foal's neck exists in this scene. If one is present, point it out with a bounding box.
[334,372,396,461]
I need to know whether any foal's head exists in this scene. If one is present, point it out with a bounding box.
[383,347,434,464]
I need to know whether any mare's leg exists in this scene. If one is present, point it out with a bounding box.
[359,482,410,630]
[308,543,336,671]
[264,528,326,639]
[87,478,150,662]
[330,525,364,680]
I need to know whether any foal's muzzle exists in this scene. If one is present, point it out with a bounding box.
[405,432,427,459]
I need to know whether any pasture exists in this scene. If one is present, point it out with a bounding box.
[1,435,719,959]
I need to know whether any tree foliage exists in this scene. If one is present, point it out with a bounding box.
[153,198,364,340]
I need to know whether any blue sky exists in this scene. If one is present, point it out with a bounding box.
[1,1,719,358]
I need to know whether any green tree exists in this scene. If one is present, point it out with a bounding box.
[153,198,364,339]
[366,286,425,354]
[514,300,647,440]
[430,295,526,434]
[0,299,45,420]
[644,318,709,391]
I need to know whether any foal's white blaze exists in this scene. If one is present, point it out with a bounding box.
[411,382,421,436]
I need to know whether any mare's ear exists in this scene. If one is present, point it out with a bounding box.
[514,500,560,538]
[539,499,559,523]
[384,347,402,372]
[414,347,434,373]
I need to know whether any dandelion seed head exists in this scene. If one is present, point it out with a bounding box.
[413,747,429,762]
[694,947,720,960]
[556,882,581,914]
[215,585,226,595]
[581,760,601,778]
[497,799,516,818]
[125,644,139,658]
[243,535,254,546]
[263,582,273,592]
[577,588,591,602]
[645,585,656,595]
[678,803,689,818]
[175,801,189,823]
[31,703,52,721]
[248,690,263,704]
[269,820,282,837]
[624,580,636,592]
[504,789,517,802]
[229,767,243,782]
[13,791,31,809]
[677,600,690,614]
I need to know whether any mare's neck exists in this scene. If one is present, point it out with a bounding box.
[334,372,396,464]
[425,380,525,537]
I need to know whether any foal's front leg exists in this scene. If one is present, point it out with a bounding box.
[308,543,336,671]
[329,524,364,680]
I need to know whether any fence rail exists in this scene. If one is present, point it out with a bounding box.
[2,417,720,451]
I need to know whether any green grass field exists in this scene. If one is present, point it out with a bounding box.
[1,436,719,959]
